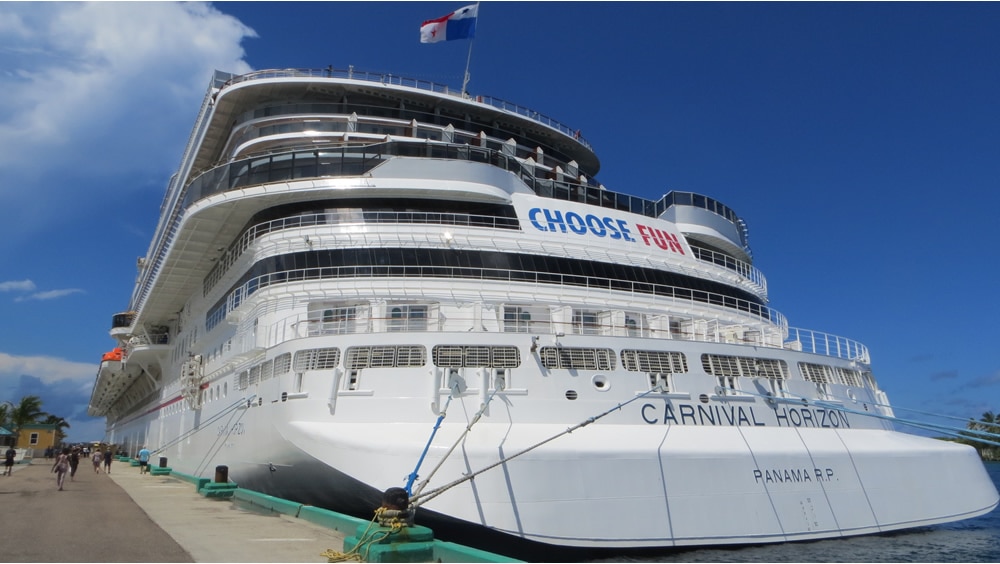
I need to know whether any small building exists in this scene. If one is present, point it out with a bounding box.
[14,423,58,453]
[0,426,14,447]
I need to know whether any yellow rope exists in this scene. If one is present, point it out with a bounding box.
[320,507,406,562]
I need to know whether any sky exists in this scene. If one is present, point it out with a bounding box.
[1,1,998,443]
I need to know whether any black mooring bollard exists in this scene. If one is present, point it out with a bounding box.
[159,456,168,468]
[214,465,229,483]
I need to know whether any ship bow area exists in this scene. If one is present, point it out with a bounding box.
[277,407,999,549]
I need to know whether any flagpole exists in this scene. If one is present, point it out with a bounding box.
[460,2,479,97]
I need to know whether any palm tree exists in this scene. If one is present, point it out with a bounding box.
[0,402,13,447]
[42,415,71,445]
[10,395,47,444]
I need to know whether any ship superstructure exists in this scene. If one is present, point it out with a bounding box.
[89,68,997,556]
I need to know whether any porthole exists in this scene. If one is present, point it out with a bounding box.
[699,393,710,404]
[565,390,578,400]
[592,374,610,391]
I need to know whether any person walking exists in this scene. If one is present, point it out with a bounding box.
[103,448,113,474]
[69,447,80,481]
[92,449,103,474]
[137,445,151,474]
[3,445,15,476]
[51,447,70,490]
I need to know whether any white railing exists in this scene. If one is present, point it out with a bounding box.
[211,306,869,377]
[784,327,870,364]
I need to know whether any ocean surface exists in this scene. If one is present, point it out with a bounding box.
[591,461,1000,563]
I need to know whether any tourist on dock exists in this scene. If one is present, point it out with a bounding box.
[4,446,15,476]
[137,445,151,474]
[103,448,113,474]
[92,449,103,473]
[69,447,80,481]
[51,447,70,490]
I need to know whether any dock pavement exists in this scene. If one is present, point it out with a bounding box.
[0,458,346,563]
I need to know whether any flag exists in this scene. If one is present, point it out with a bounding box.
[420,4,478,43]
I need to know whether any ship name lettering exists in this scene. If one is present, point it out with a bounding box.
[640,402,765,427]
[753,467,835,484]
[774,407,850,429]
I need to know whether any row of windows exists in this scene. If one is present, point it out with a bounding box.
[180,139,744,246]
[206,249,767,332]
[229,345,868,397]
[204,200,520,296]
[799,362,864,388]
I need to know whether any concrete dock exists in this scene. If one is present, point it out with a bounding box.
[0,458,349,563]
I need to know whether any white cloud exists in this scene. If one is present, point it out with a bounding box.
[0,280,36,292]
[0,1,256,233]
[13,288,85,302]
[0,352,95,384]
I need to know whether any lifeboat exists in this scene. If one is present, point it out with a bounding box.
[101,348,123,362]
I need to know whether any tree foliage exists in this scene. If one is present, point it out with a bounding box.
[964,411,1000,461]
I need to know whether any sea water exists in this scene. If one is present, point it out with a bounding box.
[593,462,1000,563]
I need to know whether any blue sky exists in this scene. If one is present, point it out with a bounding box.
[1,2,998,443]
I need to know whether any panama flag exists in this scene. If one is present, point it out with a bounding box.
[420,4,478,43]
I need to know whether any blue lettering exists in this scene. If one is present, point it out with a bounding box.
[679,404,696,425]
[697,405,717,425]
[602,217,622,240]
[565,212,587,234]
[801,409,815,427]
[585,214,607,237]
[528,208,547,231]
[641,403,658,424]
[663,404,679,425]
[775,408,790,427]
[616,219,635,242]
[544,208,568,233]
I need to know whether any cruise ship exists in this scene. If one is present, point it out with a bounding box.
[89,67,998,557]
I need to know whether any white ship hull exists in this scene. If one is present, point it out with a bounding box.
[90,68,997,558]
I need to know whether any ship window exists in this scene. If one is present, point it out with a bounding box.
[799,363,834,384]
[572,310,601,335]
[387,304,428,332]
[294,348,342,371]
[259,359,274,381]
[345,345,427,369]
[701,354,788,380]
[621,350,688,373]
[503,306,531,333]
[273,353,292,375]
[538,347,614,370]
[836,367,863,387]
[432,345,521,368]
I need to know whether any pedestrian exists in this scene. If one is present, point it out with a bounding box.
[92,449,103,473]
[69,447,80,481]
[3,445,15,476]
[51,447,70,490]
[103,448,113,474]
[137,445,151,474]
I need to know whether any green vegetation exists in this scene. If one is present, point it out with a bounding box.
[960,411,1000,461]
[0,395,71,445]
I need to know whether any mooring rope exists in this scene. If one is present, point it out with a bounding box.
[404,380,460,495]
[409,385,664,508]
[721,385,1000,448]
[410,381,503,499]
[150,394,256,456]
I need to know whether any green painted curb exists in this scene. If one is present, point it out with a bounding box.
[233,488,303,516]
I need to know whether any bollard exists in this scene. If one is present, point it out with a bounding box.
[215,465,229,483]
[159,456,168,468]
